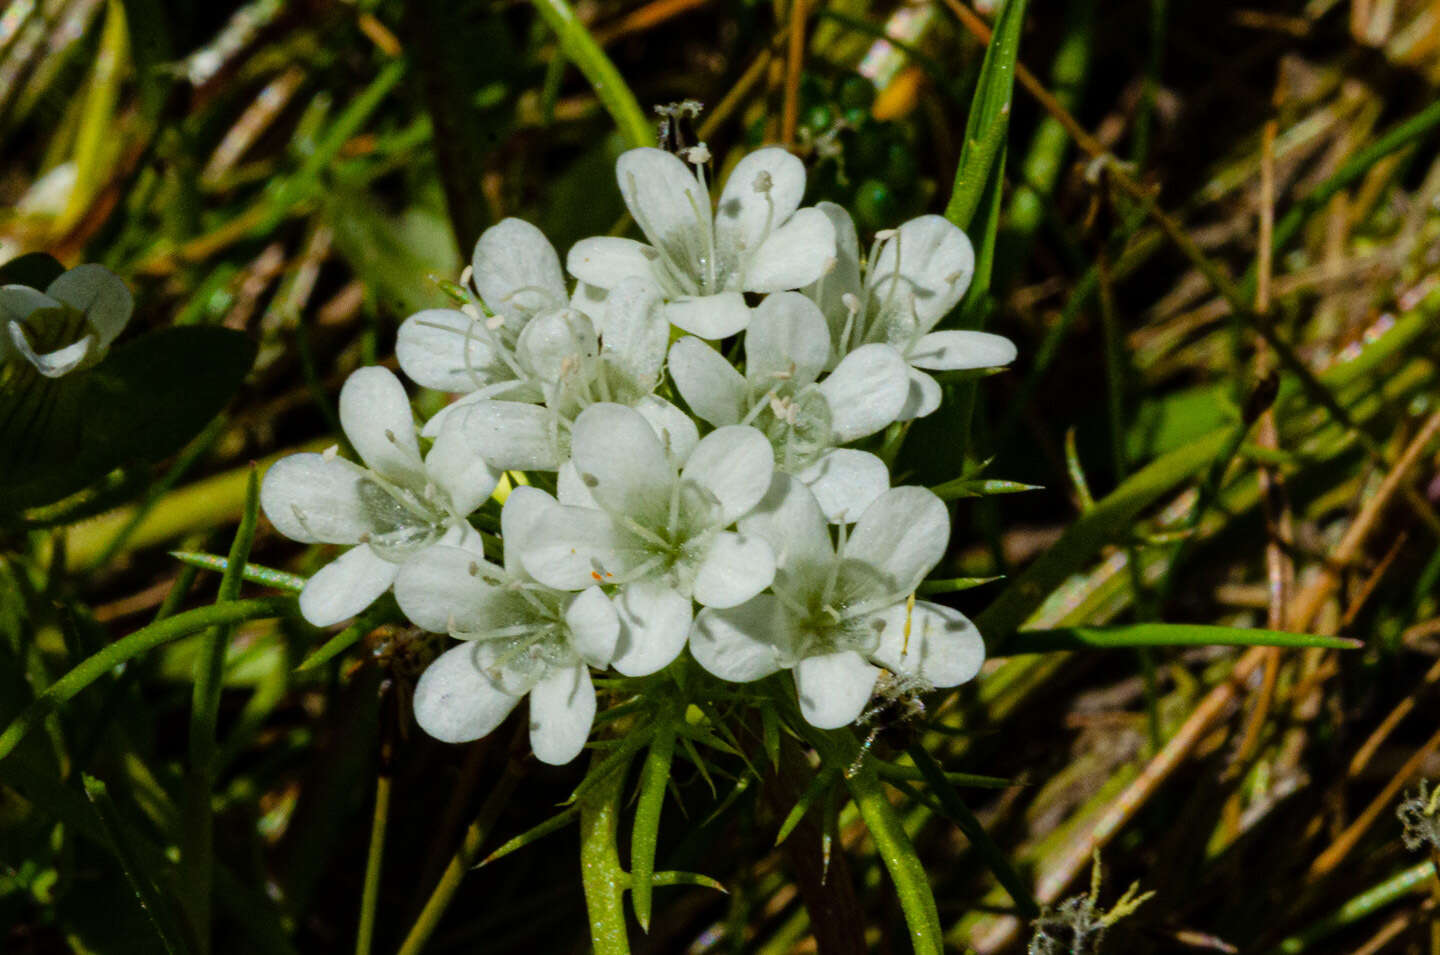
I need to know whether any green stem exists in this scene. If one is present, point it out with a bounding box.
[0,596,297,763]
[354,774,390,955]
[530,0,652,149]
[1267,860,1435,954]
[579,750,634,955]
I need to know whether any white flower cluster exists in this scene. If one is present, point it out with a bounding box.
[261,145,1015,764]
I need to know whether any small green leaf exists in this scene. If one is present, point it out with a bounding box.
[478,807,579,867]
[630,722,677,931]
[917,576,1003,595]
[931,476,1043,501]
[170,551,307,593]
[774,768,837,847]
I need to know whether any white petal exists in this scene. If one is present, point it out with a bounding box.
[796,449,889,524]
[681,425,775,526]
[425,417,502,515]
[615,147,712,282]
[848,487,949,594]
[714,148,806,271]
[260,453,373,544]
[611,579,693,676]
[690,596,788,682]
[599,277,669,390]
[299,545,399,626]
[339,367,424,483]
[8,324,95,377]
[817,344,910,442]
[745,207,837,293]
[529,663,596,765]
[664,293,751,339]
[393,545,507,633]
[47,264,132,346]
[898,367,942,420]
[413,643,523,744]
[907,330,1016,371]
[566,236,659,289]
[793,651,880,729]
[633,395,700,466]
[556,461,598,509]
[459,400,562,471]
[737,473,833,575]
[0,286,59,324]
[472,217,568,320]
[515,308,597,383]
[396,308,495,393]
[744,292,830,390]
[565,586,620,667]
[499,484,554,577]
[570,281,609,320]
[570,403,674,522]
[517,504,633,591]
[692,531,775,608]
[869,600,985,688]
[803,202,863,342]
[668,336,746,427]
[867,215,975,330]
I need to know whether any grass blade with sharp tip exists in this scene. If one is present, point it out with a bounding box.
[630,719,676,932]
[993,623,1361,656]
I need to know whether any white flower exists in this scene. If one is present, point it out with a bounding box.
[806,203,1016,419]
[397,486,620,765]
[567,146,837,339]
[690,475,984,729]
[437,278,692,468]
[395,218,568,406]
[260,367,500,626]
[507,403,776,677]
[0,265,131,378]
[668,291,908,522]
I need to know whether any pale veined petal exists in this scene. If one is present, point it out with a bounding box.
[714,147,806,272]
[566,236,660,289]
[793,651,880,729]
[459,400,563,471]
[46,264,132,347]
[907,330,1017,371]
[529,663,596,765]
[632,395,700,467]
[393,545,508,634]
[471,217,568,320]
[413,642,523,744]
[692,531,775,608]
[611,579,693,676]
[339,367,425,483]
[515,308,598,384]
[737,473,833,576]
[795,449,889,524]
[299,544,399,626]
[869,599,985,688]
[615,147,712,285]
[260,453,374,544]
[667,336,747,427]
[744,292,831,391]
[570,402,674,523]
[866,215,975,330]
[745,207,837,293]
[680,425,775,526]
[425,417,502,516]
[664,292,751,340]
[8,325,95,377]
[897,366,942,420]
[517,504,635,591]
[556,460,598,508]
[802,202,863,347]
[570,281,609,321]
[396,308,497,393]
[499,484,555,578]
[599,277,669,390]
[689,596,788,682]
[0,285,59,325]
[817,343,909,442]
[565,586,620,667]
[847,486,949,595]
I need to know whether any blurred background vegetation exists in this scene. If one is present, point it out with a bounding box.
[3,0,1440,952]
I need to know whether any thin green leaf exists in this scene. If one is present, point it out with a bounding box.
[917,576,1003,595]
[931,477,1043,501]
[170,551,306,593]
[630,721,676,932]
[530,0,652,149]
[774,768,837,847]
[649,870,727,893]
[995,623,1361,656]
[478,807,580,867]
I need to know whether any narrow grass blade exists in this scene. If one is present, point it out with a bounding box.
[170,551,306,593]
[531,0,652,149]
[994,623,1361,656]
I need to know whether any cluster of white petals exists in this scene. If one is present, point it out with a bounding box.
[261,142,1014,764]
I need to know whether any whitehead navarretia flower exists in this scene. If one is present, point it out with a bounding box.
[260,367,498,626]
[0,264,131,378]
[806,203,1017,419]
[567,146,837,339]
[690,474,984,729]
[262,138,1006,764]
